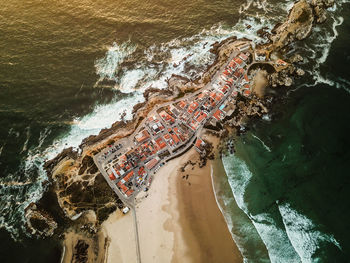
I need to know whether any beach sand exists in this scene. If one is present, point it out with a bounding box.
[102,136,242,262]
[101,210,137,263]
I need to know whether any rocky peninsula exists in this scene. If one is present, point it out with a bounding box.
[24,1,335,262]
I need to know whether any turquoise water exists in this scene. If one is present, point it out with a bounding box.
[221,9,350,261]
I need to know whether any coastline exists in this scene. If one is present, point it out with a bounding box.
[170,137,242,263]
[100,134,242,262]
[26,1,339,262]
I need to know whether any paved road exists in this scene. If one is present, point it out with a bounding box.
[93,45,252,263]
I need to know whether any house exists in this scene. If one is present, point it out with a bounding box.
[145,158,159,170]
[135,130,150,143]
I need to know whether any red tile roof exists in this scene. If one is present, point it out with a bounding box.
[146,158,159,170]
[172,134,180,144]
[213,109,223,121]
[124,171,134,182]
[195,138,203,148]
[196,112,207,122]
[109,173,116,180]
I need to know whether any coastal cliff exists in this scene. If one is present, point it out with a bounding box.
[24,0,336,261]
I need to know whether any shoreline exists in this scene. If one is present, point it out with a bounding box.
[29,1,338,262]
[100,134,242,262]
[170,136,242,263]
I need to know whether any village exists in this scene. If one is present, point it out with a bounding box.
[93,43,260,205]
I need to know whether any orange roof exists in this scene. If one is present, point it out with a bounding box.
[136,130,150,143]
[126,189,134,197]
[156,137,166,149]
[198,93,205,99]
[196,112,207,122]
[146,158,159,170]
[124,171,134,182]
[195,139,203,148]
[120,184,128,193]
[244,90,251,96]
[178,101,187,108]
[213,109,222,121]
[172,134,180,144]
[189,101,199,111]
[216,93,223,101]
[109,173,116,180]
[234,57,243,65]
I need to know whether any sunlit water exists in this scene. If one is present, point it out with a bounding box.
[0,0,349,262]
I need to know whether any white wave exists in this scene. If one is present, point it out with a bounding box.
[250,212,301,263]
[118,69,146,93]
[278,202,341,262]
[301,14,344,88]
[48,93,143,152]
[239,0,271,14]
[222,154,253,213]
[222,154,300,262]
[94,41,137,82]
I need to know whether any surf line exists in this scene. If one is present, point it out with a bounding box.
[252,134,271,152]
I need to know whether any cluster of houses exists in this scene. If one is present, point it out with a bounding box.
[99,51,252,199]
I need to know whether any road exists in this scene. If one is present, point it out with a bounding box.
[93,44,252,263]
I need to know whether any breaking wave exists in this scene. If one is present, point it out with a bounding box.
[0,12,277,239]
[278,203,342,262]
[222,154,300,262]
[94,40,137,82]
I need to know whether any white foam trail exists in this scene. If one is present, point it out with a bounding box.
[21,126,30,153]
[302,14,344,88]
[278,202,342,262]
[252,134,271,152]
[262,114,271,121]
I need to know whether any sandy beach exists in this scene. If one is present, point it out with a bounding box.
[102,135,242,263]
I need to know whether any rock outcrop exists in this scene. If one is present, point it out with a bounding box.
[311,0,335,23]
[25,203,58,237]
[270,0,314,50]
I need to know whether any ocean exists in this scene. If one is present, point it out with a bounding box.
[0,0,349,262]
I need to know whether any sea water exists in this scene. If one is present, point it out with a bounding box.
[220,8,350,261]
[0,0,349,262]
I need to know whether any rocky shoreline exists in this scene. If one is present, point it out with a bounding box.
[24,0,335,261]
